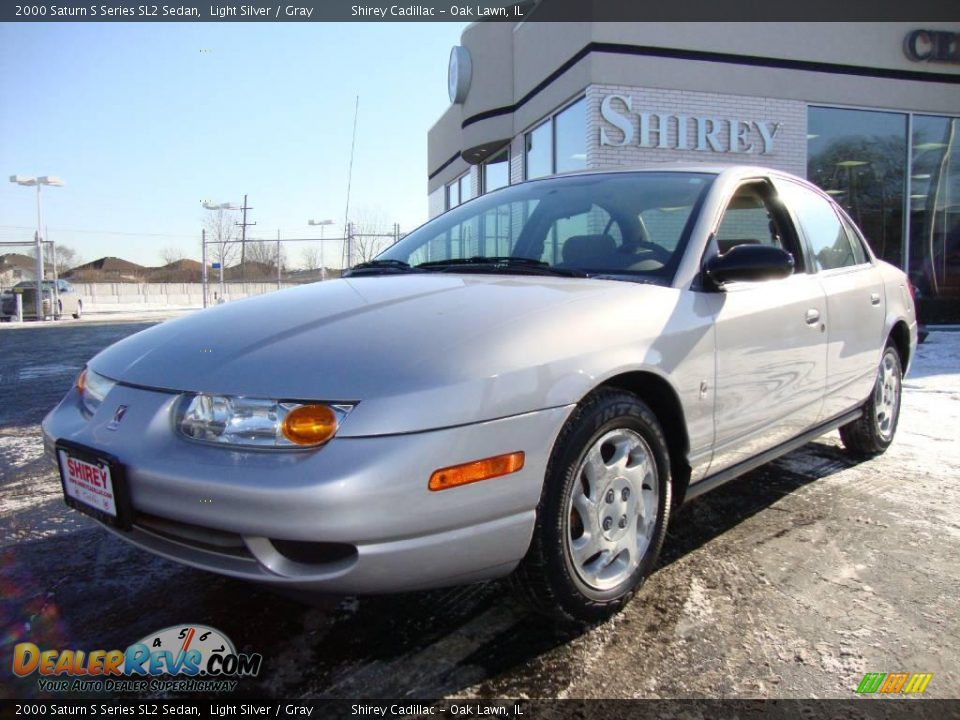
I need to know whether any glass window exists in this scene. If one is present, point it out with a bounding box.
[446,172,470,211]
[807,107,907,269]
[780,181,859,271]
[483,148,510,193]
[909,115,960,322]
[445,179,460,210]
[715,186,787,254]
[525,120,552,180]
[555,97,587,174]
[459,173,472,204]
[379,172,714,281]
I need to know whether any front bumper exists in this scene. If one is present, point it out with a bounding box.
[42,383,573,593]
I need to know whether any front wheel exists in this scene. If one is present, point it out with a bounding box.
[839,343,903,457]
[510,389,672,624]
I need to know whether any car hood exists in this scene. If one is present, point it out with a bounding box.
[90,274,680,435]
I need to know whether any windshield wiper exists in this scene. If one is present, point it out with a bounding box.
[343,259,419,277]
[416,256,588,277]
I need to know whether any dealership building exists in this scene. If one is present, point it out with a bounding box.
[427,22,960,322]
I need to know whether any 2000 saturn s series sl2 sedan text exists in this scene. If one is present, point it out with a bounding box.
[42,166,917,622]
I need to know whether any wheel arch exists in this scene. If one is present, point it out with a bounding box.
[889,320,911,370]
[594,370,692,508]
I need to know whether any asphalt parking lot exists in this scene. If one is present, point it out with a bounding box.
[1,319,958,700]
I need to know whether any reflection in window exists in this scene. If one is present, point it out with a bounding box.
[483,148,510,193]
[910,115,960,322]
[524,96,587,181]
[779,180,858,270]
[807,107,907,269]
[555,97,587,174]
[525,121,551,180]
[446,172,471,211]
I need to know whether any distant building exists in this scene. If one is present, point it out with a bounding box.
[65,256,147,282]
[429,20,959,323]
[0,253,37,289]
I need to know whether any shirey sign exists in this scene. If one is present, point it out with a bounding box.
[599,94,782,155]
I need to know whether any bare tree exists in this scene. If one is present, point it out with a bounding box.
[159,246,185,266]
[301,244,322,271]
[243,239,287,279]
[52,245,81,275]
[349,208,397,265]
[203,207,241,270]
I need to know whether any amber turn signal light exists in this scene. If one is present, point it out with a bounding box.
[281,404,338,446]
[428,451,525,491]
[75,368,87,393]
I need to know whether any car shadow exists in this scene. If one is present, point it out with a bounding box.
[1,440,864,700]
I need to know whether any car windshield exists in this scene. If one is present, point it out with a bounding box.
[376,172,714,282]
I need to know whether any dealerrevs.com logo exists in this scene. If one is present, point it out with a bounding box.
[13,624,262,693]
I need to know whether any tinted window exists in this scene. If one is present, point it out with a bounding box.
[555,97,586,174]
[483,148,509,193]
[525,121,551,180]
[807,106,906,268]
[781,181,860,271]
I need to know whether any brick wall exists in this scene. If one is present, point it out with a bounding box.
[586,84,807,177]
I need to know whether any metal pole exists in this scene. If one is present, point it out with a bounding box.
[276,228,281,291]
[34,184,45,320]
[346,222,353,269]
[219,237,225,303]
[201,229,208,308]
[320,225,326,282]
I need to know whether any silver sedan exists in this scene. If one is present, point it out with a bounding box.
[42,166,917,622]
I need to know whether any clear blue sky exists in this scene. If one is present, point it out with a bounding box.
[0,22,468,266]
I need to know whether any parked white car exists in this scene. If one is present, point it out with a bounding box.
[43,166,916,622]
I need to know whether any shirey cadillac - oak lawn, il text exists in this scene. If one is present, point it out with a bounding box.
[43,166,916,622]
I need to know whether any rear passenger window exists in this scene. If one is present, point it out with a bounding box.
[780,181,862,271]
[840,215,868,266]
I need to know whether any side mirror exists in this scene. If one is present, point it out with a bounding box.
[705,244,795,286]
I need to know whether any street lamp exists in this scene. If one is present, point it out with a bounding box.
[9,174,65,321]
[202,199,240,302]
[308,219,334,281]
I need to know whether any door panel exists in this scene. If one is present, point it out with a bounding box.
[776,180,888,420]
[710,273,828,473]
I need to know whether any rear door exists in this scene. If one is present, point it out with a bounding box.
[708,179,828,474]
[776,179,886,419]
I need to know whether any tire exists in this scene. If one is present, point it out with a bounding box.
[510,388,672,624]
[72,301,82,320]
[839,342,902,457]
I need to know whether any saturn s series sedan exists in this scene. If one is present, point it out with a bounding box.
[42,166,917,622]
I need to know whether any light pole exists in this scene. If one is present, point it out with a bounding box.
[10,174,64,320]
[203,200,239,302]
[308,219,334,281]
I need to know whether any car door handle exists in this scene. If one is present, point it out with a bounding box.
[805,309,821,325]
[870,293,881,306]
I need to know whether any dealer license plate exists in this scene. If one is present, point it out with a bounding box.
[56,442,131,528]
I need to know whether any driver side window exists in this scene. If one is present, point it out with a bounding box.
[716,185,787,254]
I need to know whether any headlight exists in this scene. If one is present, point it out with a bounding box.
[177,394,353,449]
[75,368,117,415]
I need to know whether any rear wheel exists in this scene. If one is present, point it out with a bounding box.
[839,343,902,457]
[510,389,671,623]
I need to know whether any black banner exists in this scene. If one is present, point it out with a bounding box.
[2,699,960,720]
[3,0,960,22]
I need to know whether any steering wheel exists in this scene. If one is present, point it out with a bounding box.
[617,239,672,264]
